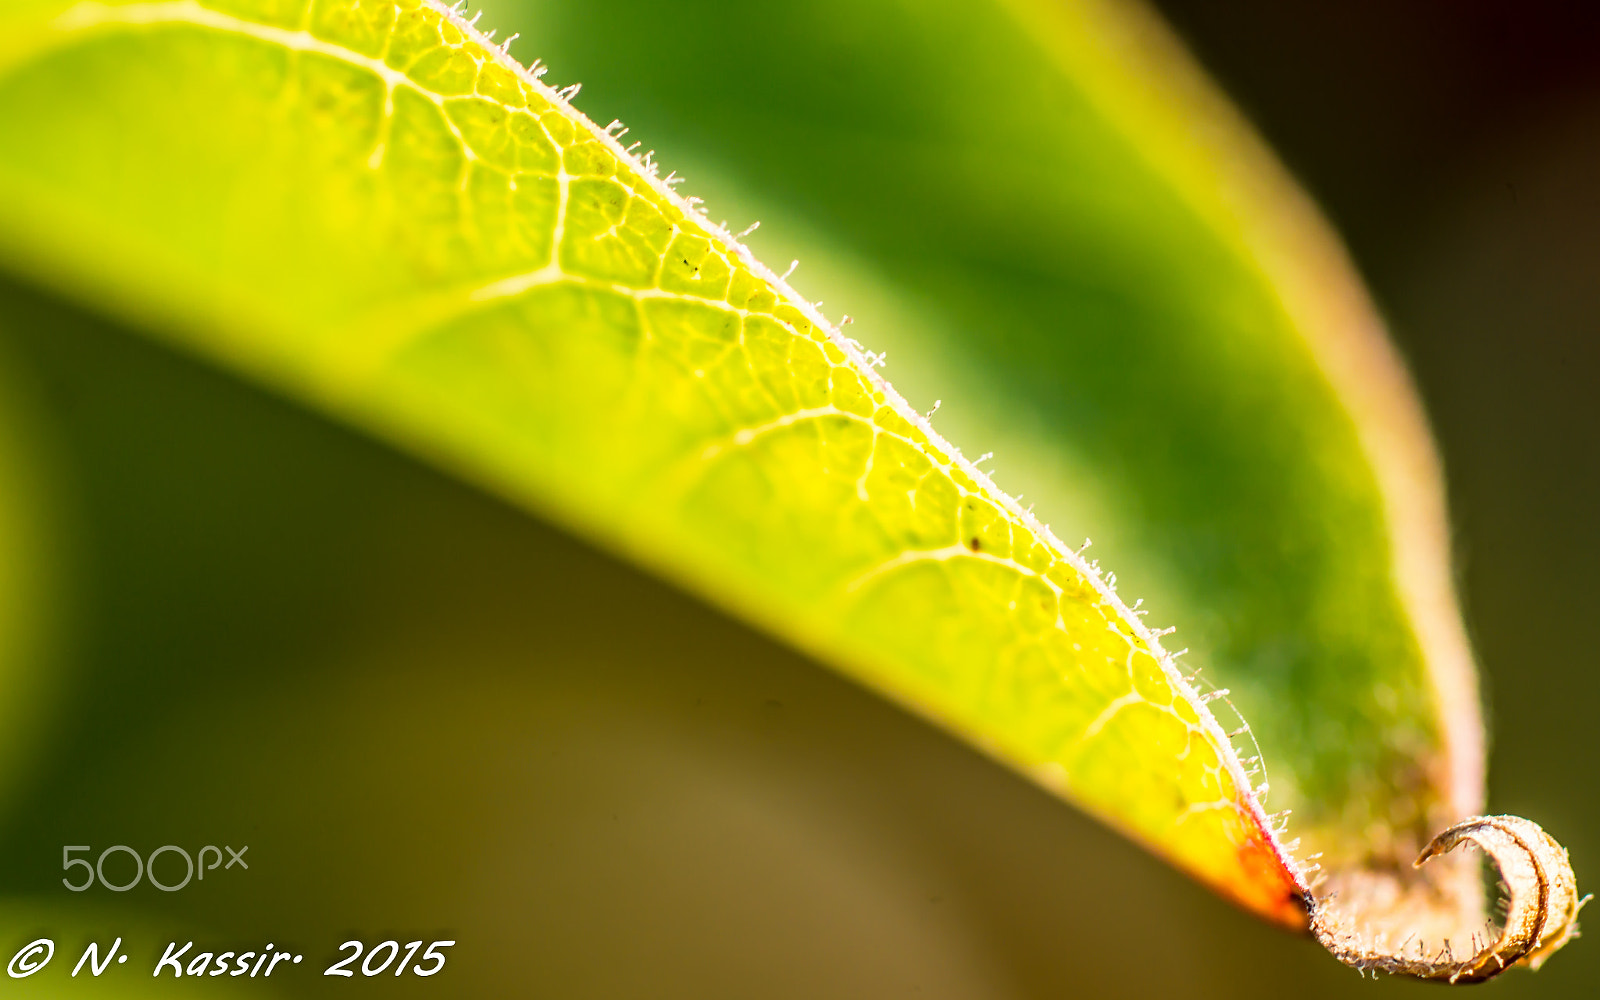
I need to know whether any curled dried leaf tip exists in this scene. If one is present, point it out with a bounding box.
[1311,814,1584,984]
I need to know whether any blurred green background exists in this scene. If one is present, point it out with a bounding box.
[0,0,1595,996]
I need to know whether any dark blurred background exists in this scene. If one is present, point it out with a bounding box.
[0,1,1596,997]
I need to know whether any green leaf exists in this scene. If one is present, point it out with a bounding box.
[0,0,1577,979]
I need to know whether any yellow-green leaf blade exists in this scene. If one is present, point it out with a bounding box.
[494,0,1485,903]
[0,0,1311,922]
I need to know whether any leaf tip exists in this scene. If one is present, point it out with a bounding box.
[1311,814,1580,983]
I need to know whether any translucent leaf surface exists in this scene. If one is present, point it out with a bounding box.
[0,0,1577,978]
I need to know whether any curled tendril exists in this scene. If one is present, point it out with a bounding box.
[1310,815,1585,984]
